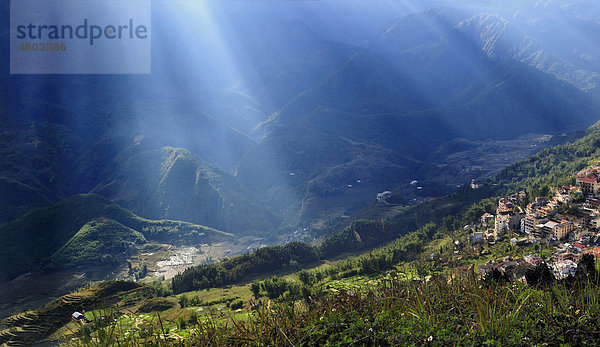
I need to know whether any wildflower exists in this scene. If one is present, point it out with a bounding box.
[427,336,433,342]
[332,308,336,312]
[369,328,373,332]
[320,317,323,321]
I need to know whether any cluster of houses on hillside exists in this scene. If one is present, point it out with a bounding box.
[467,166,600,280]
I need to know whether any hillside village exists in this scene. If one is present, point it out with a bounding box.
[467,165,600,281]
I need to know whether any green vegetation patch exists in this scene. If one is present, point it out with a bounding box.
[172,241,319,293]
[0,194,231,280]
[137,298,176,313]
[51,218,146,268]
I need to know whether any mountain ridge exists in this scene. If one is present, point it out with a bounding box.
[0,193,232,281]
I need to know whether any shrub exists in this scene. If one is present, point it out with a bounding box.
[230,300,244,310]
[138,298,175,312]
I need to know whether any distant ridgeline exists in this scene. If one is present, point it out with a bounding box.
[172,121,600,292]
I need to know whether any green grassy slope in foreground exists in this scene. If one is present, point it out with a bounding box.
[0,194,231,281]
[5,254,600,345]
[0,281,151,346]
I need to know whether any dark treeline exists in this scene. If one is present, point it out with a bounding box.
[245,224,436,302]
[172,242,318,293]
[171,193,502,293]
[172,219,443,294]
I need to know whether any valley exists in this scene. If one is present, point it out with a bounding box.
[2,0,600,345]
[5,123,600,344]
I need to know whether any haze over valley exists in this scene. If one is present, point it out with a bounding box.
[2,2,600,343]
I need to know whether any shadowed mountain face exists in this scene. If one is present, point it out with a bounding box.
[236,7,600,222]
[236,58,599,221]
[371,6,600,99]
[1,0,600,235]
[90,145,279,235]
[0,96,275,230]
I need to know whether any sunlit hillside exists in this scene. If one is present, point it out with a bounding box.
[2,1,600,344]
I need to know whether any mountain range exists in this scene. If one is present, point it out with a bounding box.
[1,0,600,282]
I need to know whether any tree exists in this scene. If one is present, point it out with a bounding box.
[140,262,148,278]
[250,281,261,299]
[261,276,288,299]
[298,270,315,286]
[178,294,189,308]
